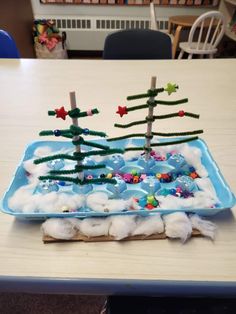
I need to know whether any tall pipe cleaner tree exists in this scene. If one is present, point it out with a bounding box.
[34,91,123,185]
[108,76,203,159]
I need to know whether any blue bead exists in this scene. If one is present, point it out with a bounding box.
[58,181,66,186]
[54,129,61,137]
[83,128,90,135]
[189,166,195,172]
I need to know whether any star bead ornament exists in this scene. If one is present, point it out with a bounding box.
[55,106,68,120]
[116,106,128,117]
[165,83,179,95]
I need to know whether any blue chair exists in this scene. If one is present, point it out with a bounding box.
[0,30,20,58]
[103,29,172,60]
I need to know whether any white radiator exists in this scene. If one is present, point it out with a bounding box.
[35,15,169,51]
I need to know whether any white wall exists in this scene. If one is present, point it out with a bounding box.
[31,0,210,18]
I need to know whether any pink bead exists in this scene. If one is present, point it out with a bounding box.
[87,109,93,116]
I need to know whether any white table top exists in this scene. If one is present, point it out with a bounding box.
[0,59,236,295]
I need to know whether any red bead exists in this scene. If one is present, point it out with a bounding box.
[146,204,154,210]
[178,110,185,117]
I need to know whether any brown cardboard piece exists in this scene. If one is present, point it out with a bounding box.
[43,229,201,243]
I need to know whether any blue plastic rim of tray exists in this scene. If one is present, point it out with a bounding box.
[1,138,236,220]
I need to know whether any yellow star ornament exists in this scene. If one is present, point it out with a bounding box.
[165,83,179,95]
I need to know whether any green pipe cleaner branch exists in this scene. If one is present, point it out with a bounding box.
[34,154,78,165]
[70,125,107,138]
[49,164,106,175]
[114,111,200,129]
[72,138,110,150]
[126,88,164,100]
[38,175,117,185]
[107,129,203,142]
[124,136,199,152]
[34,147,123,165]
[125,98,189,114]
[73,148,124,160]
[153,112,200,119]
[48,108,99,118]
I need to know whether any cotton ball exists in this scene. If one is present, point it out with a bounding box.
[34,146,52,157]
[86,192,109,212]
[109,215,137,240]
[66,218,82,230]
[132,214,164,236]
[105,199,131,212]
[41,218,77,240]
[86,192,129,213]
[181,145,208,177]
[163,212,192,243]
[190,214,217,240]
[195,178,218,202]
[79,218,111,237]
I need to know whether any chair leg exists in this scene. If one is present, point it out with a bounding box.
[188,53,193,59]
[209,53,214,59]
[178,49,184,59]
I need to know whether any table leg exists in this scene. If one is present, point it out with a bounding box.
[172,25,182,59]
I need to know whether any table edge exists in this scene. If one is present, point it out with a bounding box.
[0,276,236,296]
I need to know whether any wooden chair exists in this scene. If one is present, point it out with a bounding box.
[0,30,20,58]
[103,29,172,60]
[178,11,226,59]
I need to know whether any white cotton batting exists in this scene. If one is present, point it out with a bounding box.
[157,190,216,210]
[109,215,137,240]
[190,214,217,240]
[41,218,77,240]
[79,217,111,237]
[195,178,219,203]
[86,192,138,213]
[132,214,164,236]
[180,144,208,178]
[34,146,52,157]
[23,159,49,180]
[9,186,85,213]
[163,212,192,243]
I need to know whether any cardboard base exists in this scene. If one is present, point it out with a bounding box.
[43,229,201,243]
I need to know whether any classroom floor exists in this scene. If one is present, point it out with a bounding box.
[1,294,236,314]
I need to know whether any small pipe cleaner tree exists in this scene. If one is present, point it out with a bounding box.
[34,91,123,186]
[108,76,203,158]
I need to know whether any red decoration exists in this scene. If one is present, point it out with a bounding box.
[116,106,128,117]
[178,110,185,117]
[55,106,68,120]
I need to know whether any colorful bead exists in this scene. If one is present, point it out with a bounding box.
[140,174,147,181]
[178,110,185,117]
[123,173,133,183]
[131,169,137,176]
[139,197,147,207]
[106,173,113,179]
[86,175,93,179]
[147,195,155,203]
[190,172,198,179]
[83,128,90,135]
[53,129,61,137]
[146,204,154,210]
[156,173,162,179]
[61,205,70,212]
[87,109,93,116]
[133,175,139,184]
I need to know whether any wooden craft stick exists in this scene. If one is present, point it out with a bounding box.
[145,76,156,160]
